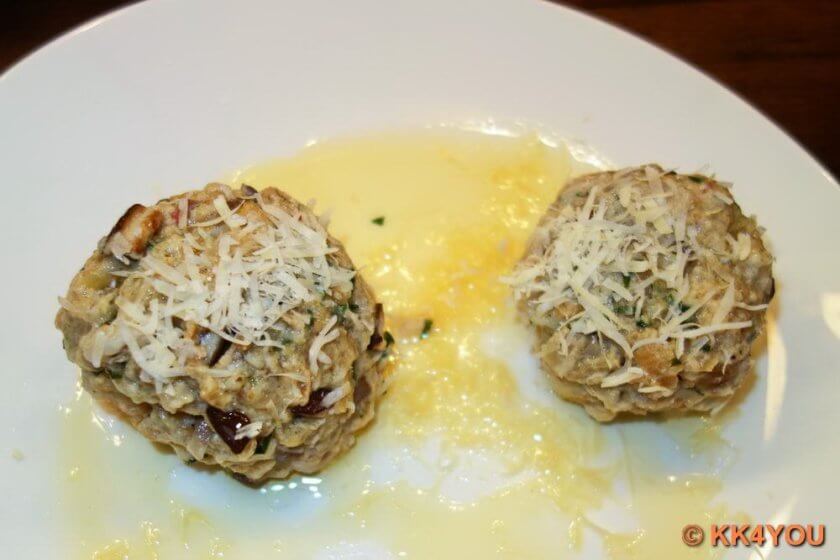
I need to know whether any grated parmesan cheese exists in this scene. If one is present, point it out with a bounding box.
[321,384,349,408]
[309,315,339,373]
[110,189,354,381]
[506,166,757,388]
[234,421,263,440]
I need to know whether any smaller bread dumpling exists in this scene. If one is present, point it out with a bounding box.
[506,165,774,421]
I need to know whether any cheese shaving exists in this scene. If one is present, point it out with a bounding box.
[711,282,735,325]
[111,189,354,381]
[600,366,645,388]
[309,315,339,373]
[234,421,263,440]
[321,384,349,408]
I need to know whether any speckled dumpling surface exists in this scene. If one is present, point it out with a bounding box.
[507,165,774,421]
[56,183,390,481]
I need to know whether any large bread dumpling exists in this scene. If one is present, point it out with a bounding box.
[56,183,390,481]
[506,165,774,421]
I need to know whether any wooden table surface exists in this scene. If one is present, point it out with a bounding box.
[4,0,838,176]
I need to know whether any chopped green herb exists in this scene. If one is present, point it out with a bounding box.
[679,302,691,313]
[420,319,433,339]
[671,358,682,366]
[384,331,395,346]
[255,437,271,454]
[701,342,712,352]
[334,303,349,316]
[688,174,705,183]
[349,303,360,313]
[636,318,649,328]
[185,458,197,465]
[371,216,385,226]
[612,302,633,315]
[666,292,675,306]
[622,274,631,288]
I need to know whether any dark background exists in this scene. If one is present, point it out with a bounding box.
[4,0,838,176]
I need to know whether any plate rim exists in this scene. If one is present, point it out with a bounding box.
[2,0,837,189]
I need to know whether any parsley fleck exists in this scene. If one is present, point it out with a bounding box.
[636,318,649,328]
[371,216,385,226]
[384,331,395,346]
[255,437,271,454]
[688,174,705,183]
[701,342,712,352]
[420,319,433,339]
[622,274,631,288]
[671,358,682,366]
[612,302,633,315]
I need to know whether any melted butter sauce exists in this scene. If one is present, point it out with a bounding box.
[59,128,745,559]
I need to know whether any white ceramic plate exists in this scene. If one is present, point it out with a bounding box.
[1,0,838,558]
